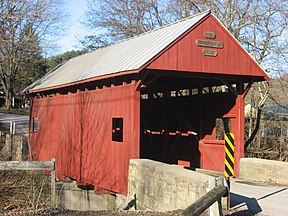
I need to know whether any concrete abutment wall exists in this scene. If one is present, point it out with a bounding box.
[61,159,223,212]
[60,182,116,211]
[128,159,217,211]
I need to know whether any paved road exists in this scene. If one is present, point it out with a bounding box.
[230,179,288,216]
[0,113,29,136]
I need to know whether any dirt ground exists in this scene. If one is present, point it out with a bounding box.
[1,208,263,216]
[0,209,182,216]
[42,209,261,216]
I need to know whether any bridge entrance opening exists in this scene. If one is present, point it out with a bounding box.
[139,73,238,171]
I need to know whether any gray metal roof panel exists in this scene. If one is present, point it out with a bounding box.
[25,11,210,92]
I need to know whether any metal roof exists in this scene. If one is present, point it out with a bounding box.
[24,11,210,92]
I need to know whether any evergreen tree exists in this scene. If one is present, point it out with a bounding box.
[46,50,87,72]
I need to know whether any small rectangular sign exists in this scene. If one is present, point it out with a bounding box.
[196,39,224,48]
[202,49,218,57]
[204,32,216,39]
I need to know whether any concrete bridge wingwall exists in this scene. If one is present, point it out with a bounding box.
[128,159,217,211]
[239,158,288,185]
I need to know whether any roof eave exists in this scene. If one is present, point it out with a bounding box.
[25,69,138,95]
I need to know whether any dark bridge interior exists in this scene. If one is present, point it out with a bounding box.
[140,73,237,168]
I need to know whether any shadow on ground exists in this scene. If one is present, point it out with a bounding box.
[230,193,262,214]
[229,188,287,215]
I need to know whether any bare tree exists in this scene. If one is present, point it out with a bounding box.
[0,0,65,109]
[166,0,204,19]
[82,0,169,49]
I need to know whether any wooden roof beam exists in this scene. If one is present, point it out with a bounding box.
[219,79,239,96]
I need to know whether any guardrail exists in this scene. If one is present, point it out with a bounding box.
[0,158,56,207]
[180,176,229,216]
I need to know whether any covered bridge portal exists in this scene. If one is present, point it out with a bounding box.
[24,12,268,195]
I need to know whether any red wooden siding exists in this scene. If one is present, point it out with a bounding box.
[197,92,245,176]
[146,14,268,79]
[30,82,140,194]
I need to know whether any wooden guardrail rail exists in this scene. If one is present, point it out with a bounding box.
[180,176,229,216]
[0,158,56,207]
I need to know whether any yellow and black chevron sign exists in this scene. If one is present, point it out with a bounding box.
[224,133,235,178]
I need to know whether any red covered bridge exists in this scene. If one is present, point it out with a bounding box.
[24,11,268,195]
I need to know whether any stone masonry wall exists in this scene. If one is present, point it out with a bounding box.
[239,158,288,185]
[128,159,216,212]
[0,134,23,160]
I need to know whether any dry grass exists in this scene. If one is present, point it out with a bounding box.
[0,170,51,212]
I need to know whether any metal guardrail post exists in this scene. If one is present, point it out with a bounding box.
[226,177,231,210]
[9,121,16,134]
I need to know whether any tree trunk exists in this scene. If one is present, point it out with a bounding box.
[244,108,262,152]
[4,89,12,110]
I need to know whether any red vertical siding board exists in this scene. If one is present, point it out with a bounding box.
[132,87,140,159]
[171,43,178,70]
[212,21,222,73]
[207,21,215,72]
[224,31,230,73]
[74,92,81,181]
[177,36,185,70]
[233,40,239,75]
[193,30,202,72]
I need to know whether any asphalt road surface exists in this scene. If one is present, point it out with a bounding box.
[0,113,29,136]
[230,179,288,216]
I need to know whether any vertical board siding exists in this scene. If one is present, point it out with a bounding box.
[30,83,140,195]
[147,15,265,78]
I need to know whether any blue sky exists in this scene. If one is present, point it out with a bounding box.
[56,0,88,54]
